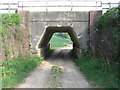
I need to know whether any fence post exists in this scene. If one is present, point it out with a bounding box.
[71,0,73,11]
[46,1,48,12]
[22,1,24,11]
[109,2,111,8]
[96,1,98,10]
[8,2,11,14]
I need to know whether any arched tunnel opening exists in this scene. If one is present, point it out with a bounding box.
[38,26,81,58]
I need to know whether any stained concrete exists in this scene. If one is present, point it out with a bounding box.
[30,11,89,55]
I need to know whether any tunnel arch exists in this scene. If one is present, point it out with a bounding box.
[38,26,81,58]
[39,26,81,48]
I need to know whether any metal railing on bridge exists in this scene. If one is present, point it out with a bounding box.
[0,1,120,14]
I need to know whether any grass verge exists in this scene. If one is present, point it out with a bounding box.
[1,55,44,88]
[74,55,119,88]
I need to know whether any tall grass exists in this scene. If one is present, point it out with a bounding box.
[74,55,119,88]
[1,55,44,88]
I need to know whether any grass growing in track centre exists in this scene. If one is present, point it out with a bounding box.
[1,55,44,88]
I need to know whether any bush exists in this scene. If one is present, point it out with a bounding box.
[2,13,22,27]
[95,6,120,62]
[94,7,120,88]
[0,13,22,37]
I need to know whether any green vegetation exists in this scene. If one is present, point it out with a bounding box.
[50,49,55,54]
[0,13,22,37]
[47,66,63,88]
[1,55,44,88]
[3,45,11,58]
[51,66,63,76]
[75,55,119,88]
[50,35,72,48]
[0,13,22,59]
[93,6,120,88]
[54,33,70,39]
[95,6,120,61]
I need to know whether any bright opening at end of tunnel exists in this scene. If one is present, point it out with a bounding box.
[49,32,73,50]
[39,26,81,58]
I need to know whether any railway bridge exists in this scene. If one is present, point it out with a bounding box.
[25,11,102,58]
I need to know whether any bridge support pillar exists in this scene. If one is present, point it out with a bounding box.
[39,44,51,58]
[73,46,82,58]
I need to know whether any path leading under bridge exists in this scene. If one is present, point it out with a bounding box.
[17,47,92,88]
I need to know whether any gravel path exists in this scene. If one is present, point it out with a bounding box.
[17,48,91,88]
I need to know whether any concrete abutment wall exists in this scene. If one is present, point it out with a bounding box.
[17,10,102,58]
[38,26,81,58]
[39,44,51,58]
[30,12,89,55]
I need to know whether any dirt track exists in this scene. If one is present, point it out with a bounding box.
[17,48,91,88]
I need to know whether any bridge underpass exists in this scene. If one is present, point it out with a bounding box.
[17,6,102,58]
[38,26,81,58]
[16,2,103,88]
[29,11,90,58]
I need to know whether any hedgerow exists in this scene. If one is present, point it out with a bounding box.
[95,6,120,62]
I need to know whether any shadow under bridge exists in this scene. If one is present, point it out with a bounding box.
[38,26,81,58]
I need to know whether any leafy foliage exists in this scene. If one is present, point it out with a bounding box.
[95,6,120,61]
[93,6,120,88]
[96,6,119,29]
[3,45,11,57]
[1,55,44,88]
[0,13,22,59]
[0,13,22,37]
[2,13,22,26]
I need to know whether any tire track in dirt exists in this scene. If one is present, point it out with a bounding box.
[17,48,91,88]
